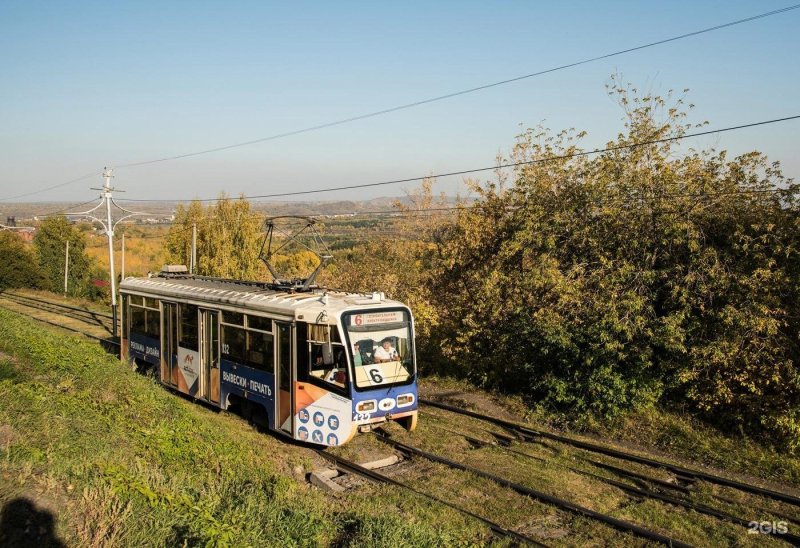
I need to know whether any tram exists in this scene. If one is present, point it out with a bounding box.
[119,265,418,447]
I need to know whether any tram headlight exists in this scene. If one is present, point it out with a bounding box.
[396,394,415,408]
[356,400,376,413]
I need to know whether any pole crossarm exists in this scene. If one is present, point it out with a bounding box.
[39,168,158,336]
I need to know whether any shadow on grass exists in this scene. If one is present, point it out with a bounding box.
[0,497,65,548]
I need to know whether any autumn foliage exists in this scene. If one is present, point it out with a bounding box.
[155,82,800,452]
[333,82,800,452]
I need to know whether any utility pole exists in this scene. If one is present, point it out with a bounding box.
[56,169,152,340]
[102,168,119,336]
[191,223,197,274]
[64,240,70,295]
[121,233,126,280]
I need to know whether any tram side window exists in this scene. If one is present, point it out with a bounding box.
[221,324,246,363]
[245,330,274,372]
[130,297,160,339]
[307,324,346,389]
[130,304,146,334]
[223,311,244,326]
[179,304,199,351]
[221,321,275,373]
[247,315,271,332]
[145,308,160,337]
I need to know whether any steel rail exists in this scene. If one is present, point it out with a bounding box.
[583,458,692,494]
[0,293,114,334]
[571,467,800,545]
[440,422,692,494]
[420,398,800,507]
[373,432,692,548]
[429,420,799,542]
[2,291,114,320]
[0,302,119,348]
[315,450,547,547]
[0,293,110,322]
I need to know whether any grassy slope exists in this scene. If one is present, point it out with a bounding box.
[0,309,490,547]
[3,303,797,547]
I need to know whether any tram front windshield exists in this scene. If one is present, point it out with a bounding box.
[344,310,414,389]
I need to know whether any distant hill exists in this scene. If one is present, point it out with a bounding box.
[0,196,466,224]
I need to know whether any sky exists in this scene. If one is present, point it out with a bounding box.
[0,0,798,207]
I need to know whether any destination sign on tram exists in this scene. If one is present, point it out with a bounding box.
[350,311,404,326]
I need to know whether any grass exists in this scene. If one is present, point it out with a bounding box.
[597,407,800,486]
[2,302,798,546]
[421,374,800,488]
[0,308,492,547]
[413,376,799,546]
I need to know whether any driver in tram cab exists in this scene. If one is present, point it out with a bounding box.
[373,339,398,362]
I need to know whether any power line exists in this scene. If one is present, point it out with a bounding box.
[0,171,102,202]
[115,4,800,169]
[114,187,795,234]
[319,188,795,216]
[4,5,798,204]
[117,114,800,203]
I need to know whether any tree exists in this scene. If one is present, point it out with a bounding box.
[163,196,265,280]
[164,200,205,269]
[0,231,46,290]
[323,179,450,372]
[33,216,95,296]
[429,79,800,451]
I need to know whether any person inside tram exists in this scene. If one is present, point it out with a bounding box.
[352,342,363,366]
[373,339,398,362]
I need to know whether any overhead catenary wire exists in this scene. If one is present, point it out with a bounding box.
[106,185,798,231]
[0,171,103,202]
[35,198,107,218]
[117,114,800,204]
[113,4,800,169]
[35,119,794,222]
[108,187,795,241]
[3,4,798,204]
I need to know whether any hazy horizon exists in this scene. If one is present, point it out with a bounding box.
[1,1,798,211]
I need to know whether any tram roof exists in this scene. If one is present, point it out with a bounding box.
[119,275,406,321]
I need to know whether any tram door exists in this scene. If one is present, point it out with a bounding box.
[201,310,220,404]
[161,302,179,386]
[275,322,294,434]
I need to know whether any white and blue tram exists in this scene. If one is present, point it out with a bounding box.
[119,266,418,446]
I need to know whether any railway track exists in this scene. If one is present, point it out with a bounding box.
[419,398,800,509]
[418,418,800,545]
[316,449,547,546]
[0,291,114,332]
[370,430,693,547]
[0,292,118,347]
[3,292,798,545]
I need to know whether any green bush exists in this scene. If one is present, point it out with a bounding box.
[0,231,46,290]
[33,216,97,297]
[430,81,800,452]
